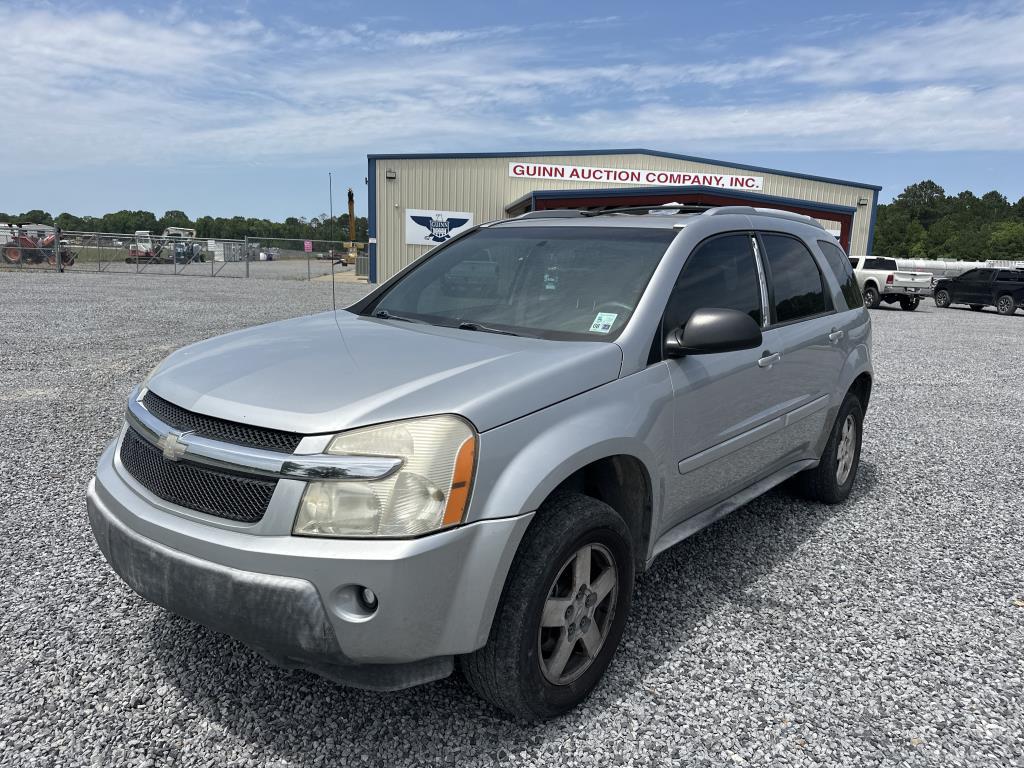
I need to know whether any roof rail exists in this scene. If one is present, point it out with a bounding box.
[579,204,712,217]
[515,210,588,220]
[705,206,825,230]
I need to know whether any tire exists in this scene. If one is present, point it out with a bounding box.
[997,294,1017,316]
[969,304,983,312]
[459,493,634,720]
[789,394,864,505]
[934,289,951,308]
[863,285,881,309]
[899,296,920,311]
[2,245,22,264]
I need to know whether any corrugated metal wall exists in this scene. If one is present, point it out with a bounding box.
[374,153,877,281]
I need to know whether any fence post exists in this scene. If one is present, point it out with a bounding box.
[55,227,62,273]
[244,236,250,278]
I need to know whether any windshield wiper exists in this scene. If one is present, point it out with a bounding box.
[374,310,427,324]
[457,321,521,337]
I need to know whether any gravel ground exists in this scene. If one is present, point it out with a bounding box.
[1,272,1022,767]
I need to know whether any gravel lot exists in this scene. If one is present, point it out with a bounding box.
[1,271,1022,767]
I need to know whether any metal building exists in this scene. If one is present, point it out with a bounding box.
[366,149,881,283]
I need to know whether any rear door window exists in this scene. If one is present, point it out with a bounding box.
[818,240,863,311]
[761,233,831,324]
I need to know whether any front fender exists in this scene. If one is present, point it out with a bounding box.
[468,364,674,541]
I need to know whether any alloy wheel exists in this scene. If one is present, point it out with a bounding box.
[538,542,618,686]
[835,414,857,485]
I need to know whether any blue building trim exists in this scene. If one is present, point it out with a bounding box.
[865,189,879,255]
[517,185,858,216]
[367,148,882,191]
[367,156,377,283]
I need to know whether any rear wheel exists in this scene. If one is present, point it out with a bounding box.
[899,296,920,311]
[788,393,864,504]
[997,294,1016,316]
[934,289,951,308]
[969,304,984,312]
[1,245,22,264]
[460,493,634,720]
[863,285,881,309]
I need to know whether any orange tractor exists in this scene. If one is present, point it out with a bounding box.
[1,226,76,269]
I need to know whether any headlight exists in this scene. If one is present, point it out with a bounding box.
[293,415,477,538]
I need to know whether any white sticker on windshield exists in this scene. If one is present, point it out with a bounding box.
[589,312,618,334]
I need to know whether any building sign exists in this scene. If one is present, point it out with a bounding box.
[508,162,764,191]
[405,208,474,245]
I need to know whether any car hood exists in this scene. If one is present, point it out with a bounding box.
[146,310,622,434]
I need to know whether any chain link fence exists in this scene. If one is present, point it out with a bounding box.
[1,225,368,282]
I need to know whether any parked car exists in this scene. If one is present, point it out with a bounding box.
[87,206,873,720]
[933,267,1024,315]
[849,256,933,310]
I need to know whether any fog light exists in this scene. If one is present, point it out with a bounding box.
[360,587,378,609]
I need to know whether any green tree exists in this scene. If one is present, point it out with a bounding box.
[989,221,1024,261]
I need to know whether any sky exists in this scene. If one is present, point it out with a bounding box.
[2,0,1023,220]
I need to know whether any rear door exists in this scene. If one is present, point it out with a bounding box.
[957,269,995,304]
[757,232,847,463]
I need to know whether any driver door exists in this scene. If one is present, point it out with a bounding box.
[660,233,790,533]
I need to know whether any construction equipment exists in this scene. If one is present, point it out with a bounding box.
[1,224,76,269]
[126,228,205,264]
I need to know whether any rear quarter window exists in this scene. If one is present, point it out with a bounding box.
[819,240,863,311]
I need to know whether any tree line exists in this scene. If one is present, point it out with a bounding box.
[0,209,369,243]
[873,181,1024,261]
[6,179,1023,260]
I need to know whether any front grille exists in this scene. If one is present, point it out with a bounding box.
[142,391,302,454]
[119,427,276,522]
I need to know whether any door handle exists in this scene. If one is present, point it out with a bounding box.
[828,328,845,344]
[757,351,781,368]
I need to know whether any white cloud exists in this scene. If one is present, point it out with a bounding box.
[0,3,1022,174]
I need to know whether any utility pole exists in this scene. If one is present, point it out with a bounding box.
[348,188,356,261]
[328,172,334,254]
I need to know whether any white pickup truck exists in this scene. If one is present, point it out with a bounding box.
[850,256,933,311]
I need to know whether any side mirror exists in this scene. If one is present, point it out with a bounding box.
[664,308,762,357]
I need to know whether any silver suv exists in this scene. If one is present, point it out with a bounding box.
[87,205,872,720]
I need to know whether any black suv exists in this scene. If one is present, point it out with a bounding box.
[934,268,1024,315]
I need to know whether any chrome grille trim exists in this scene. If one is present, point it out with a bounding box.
[126,387,403,482]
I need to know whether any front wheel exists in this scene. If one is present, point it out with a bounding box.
[997,295,1017,316]
[788,393,864,504]
[934,289,951,308]
[863,285,881,309]
[899,296,920,311]
[460,493,634,720]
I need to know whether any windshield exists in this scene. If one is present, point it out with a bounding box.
[366,226,676,340]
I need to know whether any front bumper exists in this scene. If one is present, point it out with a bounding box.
[87,440,532,690]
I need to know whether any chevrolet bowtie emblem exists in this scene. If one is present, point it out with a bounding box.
[158,431,190,461]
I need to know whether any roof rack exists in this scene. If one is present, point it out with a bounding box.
[516,203,826,230]
[579,204,711,217]
[514,210,589,220]
[703,206,825,230]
